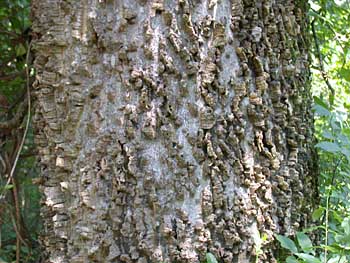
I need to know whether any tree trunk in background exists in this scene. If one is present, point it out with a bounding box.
[31,0,317,262]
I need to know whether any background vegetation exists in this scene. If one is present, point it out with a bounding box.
[0,0,41,262]
[0,0,349,262]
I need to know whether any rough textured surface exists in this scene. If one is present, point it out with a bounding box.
[31,0,317,262]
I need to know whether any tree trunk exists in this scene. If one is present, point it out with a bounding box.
[31,0,317,262]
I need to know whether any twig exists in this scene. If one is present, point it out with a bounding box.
[1,200,29,249]
[19,149,38,159]
[325,24,347,67]
[0,99,27,129]
[9,207,29,257]
[311,19,335,102]
[0,41,32,201]
[12,178,21,263]
[323,157,342,263]
[0,153,6,173]
[324,191,330,263]
[0,71,26,81]
[0,29,20,39]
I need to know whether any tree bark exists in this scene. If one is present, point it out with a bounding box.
[31,0,317,262]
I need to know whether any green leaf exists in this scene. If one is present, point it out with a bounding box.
[327,256,347,263]
[341,217,350,235]
[321,130,335,140]
[206,253,218,263]
[342,149,350,163]
[295,253,321,263]
[20,245,29,254]
[296,232,313,253]
[312,207,324,221]
[15,43,26,57]
[338,132,350,143]
[322,244,346,253]
[286,256,299,263]
[315,142,341,153]
[332,210,344,223]
[313,96,330,109]
[3,184,13,190]
[275,234,298,253]
[339,68,350,82]
[313,105,331,117]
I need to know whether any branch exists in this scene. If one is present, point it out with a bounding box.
[19,149,38,159]
[0,29,20,39]
[11,178,22,263]
[0,71,25,81]
[0,98,27,129]
[311,19,335,102]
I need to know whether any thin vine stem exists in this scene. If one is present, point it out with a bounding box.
[0,41,32,201]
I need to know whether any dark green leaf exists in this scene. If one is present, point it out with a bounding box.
[339,68,350,82]
[313,96,330,109]
[275,234,298,253]
[3,184,13,190]
[15,43,26,56]
[312,207,324,221]
[296,232,313,253]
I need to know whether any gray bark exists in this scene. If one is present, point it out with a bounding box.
[31,0,317,262]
